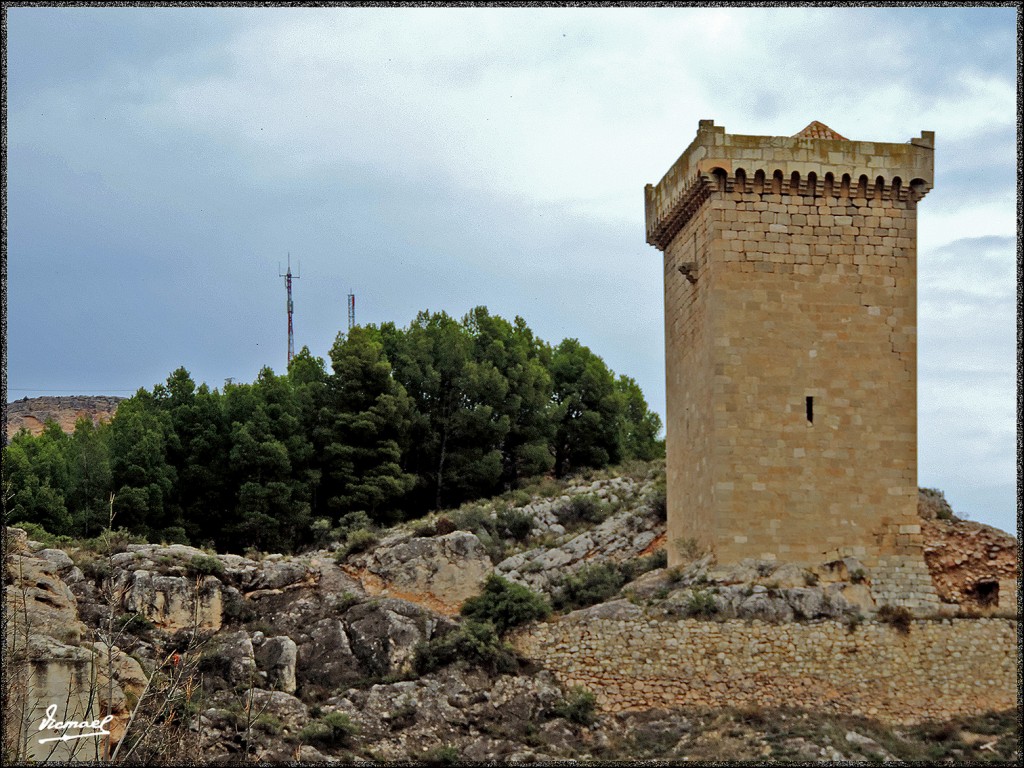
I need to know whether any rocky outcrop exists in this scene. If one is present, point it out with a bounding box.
[345,531,493,614]
[5,537,90,645]
[922,516,1017,611]
[5,395,124,440]
[495,476,665,597]
[4,531,148,763]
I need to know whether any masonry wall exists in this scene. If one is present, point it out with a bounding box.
[512,616,1018,725]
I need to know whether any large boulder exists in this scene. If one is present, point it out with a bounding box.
[295,618,363,698]
[254,636,298,694]
[343,598,454,678]
[347,532,492,614]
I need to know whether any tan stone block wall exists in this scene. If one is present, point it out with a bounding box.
[512,616,1018,725]
[709,192,920,567]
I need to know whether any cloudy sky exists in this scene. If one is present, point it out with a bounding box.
[5,6,1017,535]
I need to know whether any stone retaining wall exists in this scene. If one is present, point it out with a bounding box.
[511,614,1017,725]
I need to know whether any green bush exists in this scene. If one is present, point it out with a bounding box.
[450,504,490,535]
[311,517,340,548]
[553,563,628,611]
[919,487,955,521]
[684,589,718,618]
[556,495,610,528]
[299,710,358,747]
[494,508,534,542]
[644,485,667,521]
[187,553,225,578]
[413,620,519,676]
[434,516,457,536]
[553,554,666,612]
[459,575,550,634]
[423,745,461,765]
[553,686,597,726]
[335,528,379,562]
[645,549,668,570]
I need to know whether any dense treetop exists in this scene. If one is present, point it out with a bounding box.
[3,307,662,553]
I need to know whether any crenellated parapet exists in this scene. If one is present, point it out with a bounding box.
[645,120,934,251]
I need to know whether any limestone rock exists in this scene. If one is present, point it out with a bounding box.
[206,630,257,688]
[116,569,223,630]
[296,618,362,697]
[254,635,298,694]
[344,598,453,677]
[348,531,492,613]
[5,548,89,644]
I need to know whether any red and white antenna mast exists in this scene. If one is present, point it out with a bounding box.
[279,254,300,365]
[347,290,355,331]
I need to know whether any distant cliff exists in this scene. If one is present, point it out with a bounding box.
[4,395,125,441]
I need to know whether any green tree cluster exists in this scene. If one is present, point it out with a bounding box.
[3,307,662,553]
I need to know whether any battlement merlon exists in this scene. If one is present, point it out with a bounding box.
[645,119,935,251]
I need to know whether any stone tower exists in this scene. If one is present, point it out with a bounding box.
[646,120,939,608]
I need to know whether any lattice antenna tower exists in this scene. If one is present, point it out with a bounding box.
[347,290,355,331]
[278,254,300,365]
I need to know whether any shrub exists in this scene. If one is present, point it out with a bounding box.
[850,568,867,584]
[523,475,562,499]
[460,575,550,633]
[253,713,284,736]
[450,504,491,535]
[625,550,667,578]
[684,589,718,618]
[77,527,147,554]
[335,528,379,562]
[494,508,534,542]
[645,486,667,521]
[877,604,913,634]
[187,554,225,578]
[311,517,340,547]
[423,745,461,765]
[674,537,704,561]
[553,563,628,612]
[415,516,458,537]
[76,552,112,581]
[412,522,436,538]
[553,687,597,726]
[843,610,864,633]
[413,620,519,676]
[556,495,610,528]
[433,516,457,536]
[336,510,372,537]
[299,710,358,747]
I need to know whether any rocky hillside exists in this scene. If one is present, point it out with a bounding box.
[3,463,1018,764]
[4,395,124,440]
